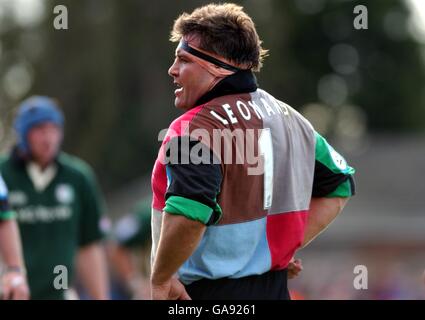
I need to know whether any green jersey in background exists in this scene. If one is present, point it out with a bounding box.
[0,151,106,299]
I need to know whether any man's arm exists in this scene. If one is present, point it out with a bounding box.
[0,219,30,300]
[76,242,109,300]
[151,212,206,300]
[301,197,349,248]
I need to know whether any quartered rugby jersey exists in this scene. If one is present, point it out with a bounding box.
[151,71,355,285]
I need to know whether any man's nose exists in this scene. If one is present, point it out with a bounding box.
[168,60,178,77]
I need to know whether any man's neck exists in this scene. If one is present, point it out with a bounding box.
[195,70,257,106]
[26,161,57,192]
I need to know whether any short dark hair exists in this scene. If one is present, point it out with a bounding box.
[170,3,268,72]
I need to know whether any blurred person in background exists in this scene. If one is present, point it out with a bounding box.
[0,96,109,300]
[0,173,30,299]
[107,197,152,299]
[150,3,355,300]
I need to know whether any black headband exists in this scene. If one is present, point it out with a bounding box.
[179,40,243,73]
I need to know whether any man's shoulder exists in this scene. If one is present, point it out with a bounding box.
[57,152,97,181]
[256,88,315,130]
[169,105,204,128]
[192,91,256,125]
[0,154,8,167]
[0,153,13,171]
[190,89,275,129]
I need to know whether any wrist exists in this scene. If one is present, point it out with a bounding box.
[150,273,172,286]
[1,267,27,289]
[3,265,26,276]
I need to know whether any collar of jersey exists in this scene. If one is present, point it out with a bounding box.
[11,146,61,169]
[195,69,258,106]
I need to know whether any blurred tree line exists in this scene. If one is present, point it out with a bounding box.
[0,0,424,190]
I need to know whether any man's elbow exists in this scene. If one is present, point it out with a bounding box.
[336,196,350,213]
[311,196,350,228]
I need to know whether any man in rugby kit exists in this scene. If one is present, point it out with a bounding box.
[150,3,355,300]
[0,174,29,299]
[0,96,109,299]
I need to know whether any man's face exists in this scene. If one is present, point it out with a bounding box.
[168,37,216,110]
[27,122,62,167]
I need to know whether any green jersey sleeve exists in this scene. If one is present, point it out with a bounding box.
[312,132,356,198]
[78,164,107,246]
